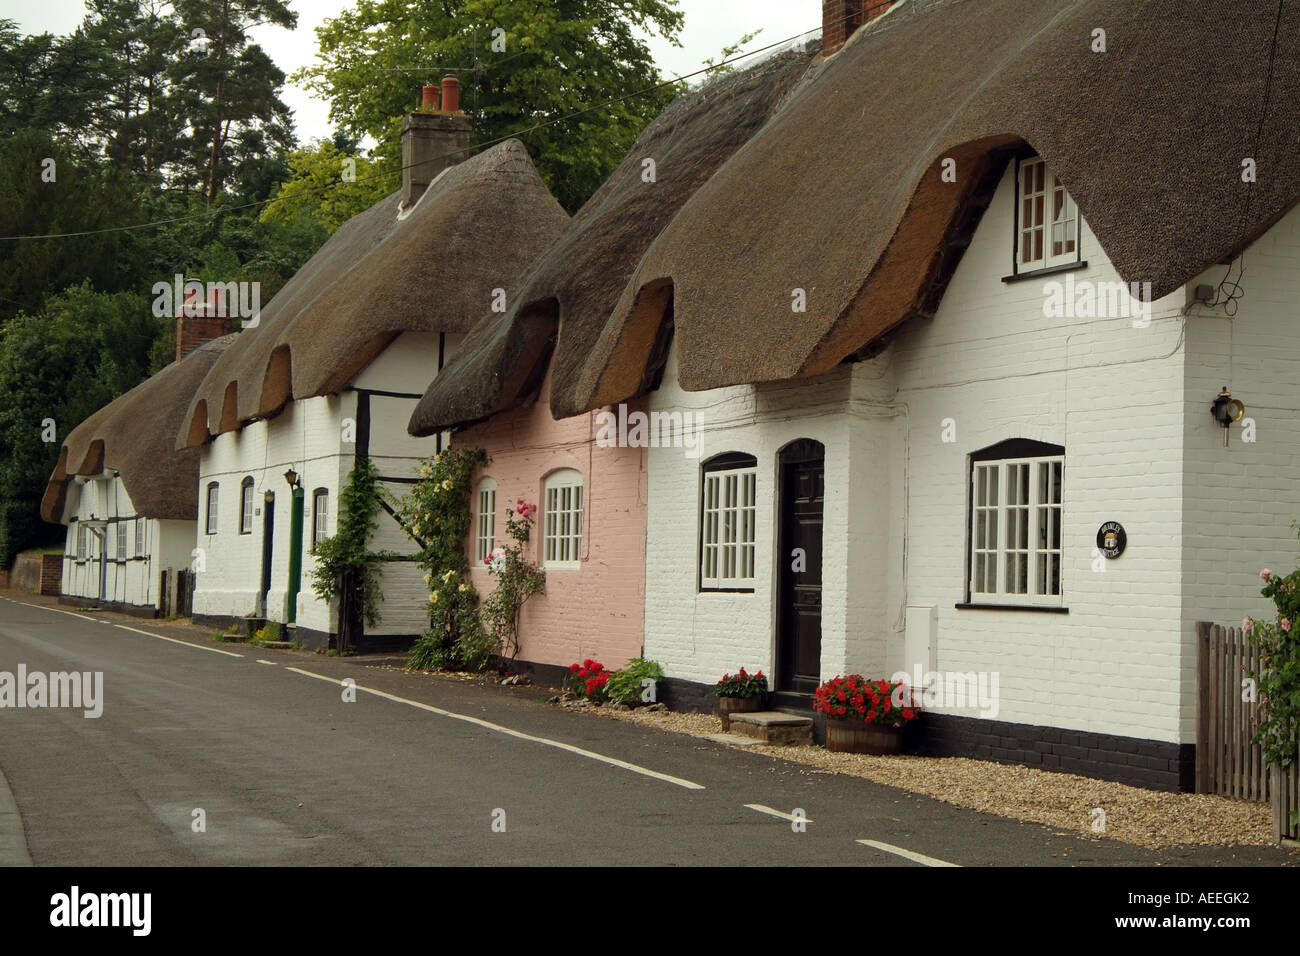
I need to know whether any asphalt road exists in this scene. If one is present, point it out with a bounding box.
[0,593,1292,867]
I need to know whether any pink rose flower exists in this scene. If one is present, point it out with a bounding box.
[1243,617,1254,635]
[1282,618,1291,633]
[1261,569,1273,581]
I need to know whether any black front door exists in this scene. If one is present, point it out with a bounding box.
[776,440,824,694]
[260,492,275,617]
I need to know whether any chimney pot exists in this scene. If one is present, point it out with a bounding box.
[441,75,460,113]
[822,0,890,57]
[421,84,440,111]
[400,84,472,210]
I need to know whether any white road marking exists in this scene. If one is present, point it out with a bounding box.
[745,804,813,824]
[284,666,705,791]
[856,839,959,867]
[5,600,98,622]
[113,624,245,658]
[256,659,276,666]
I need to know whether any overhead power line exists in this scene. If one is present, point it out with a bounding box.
[0,3,888,242]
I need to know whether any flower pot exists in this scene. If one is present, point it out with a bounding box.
[825,718,904,755]
[718,695,763,731]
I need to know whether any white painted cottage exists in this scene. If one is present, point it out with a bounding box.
[176,100,568,652]
[520,0,1300,790]
[41,335,236,615]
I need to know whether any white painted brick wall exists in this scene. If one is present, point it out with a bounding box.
[192,332,444,637]
[57,477,191,610]
[646,160,1246,745]
[1179,203,1300,742]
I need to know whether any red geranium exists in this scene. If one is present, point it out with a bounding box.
[568,659,611,701]
[813,675,921,728]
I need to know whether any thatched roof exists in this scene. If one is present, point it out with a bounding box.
[180,139,569,447]
[575,0,1300,400]
[41,335,237,524]
[408,44,821,434]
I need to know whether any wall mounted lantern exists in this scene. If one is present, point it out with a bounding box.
[284,467,300,488]
[1210,387,1245,446]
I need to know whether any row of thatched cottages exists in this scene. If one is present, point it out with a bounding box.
[39,0,1300,791]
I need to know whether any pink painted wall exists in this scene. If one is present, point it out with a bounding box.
[454,364,648,670]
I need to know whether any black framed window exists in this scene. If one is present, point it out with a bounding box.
[240,477,254,534]
[312,488,329,545]
[205,482,219,535]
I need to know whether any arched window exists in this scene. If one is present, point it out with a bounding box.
[240,477,255,534]
[542,469,583,568]
[312,488,329,545]
[205,482,219,535]
[966,438,1064,607]
[475,478,497,563]
[699,452,757,590]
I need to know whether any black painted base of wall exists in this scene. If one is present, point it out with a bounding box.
[659,675,1194,792]
[658,676,718,714]
[59,595,158,619]
[912,712,1195,792]
[496,657,572,691]
[192,614,416,656]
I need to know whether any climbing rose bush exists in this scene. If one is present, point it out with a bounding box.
[1243,552,1300,768]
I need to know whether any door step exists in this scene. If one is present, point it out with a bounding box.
[723,711,813,746]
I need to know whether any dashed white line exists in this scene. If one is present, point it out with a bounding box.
[113,624,245,658]
[745,804,812,824]
[256,659,276,666]
[284,666,705,791]
[856,839,959,867]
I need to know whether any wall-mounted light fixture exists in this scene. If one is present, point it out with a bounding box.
[1210,386,1245,446]
[284,467,300,488]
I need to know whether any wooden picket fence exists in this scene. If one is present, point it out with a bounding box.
[1195,622,1268,801]
[1196,621,1300,842]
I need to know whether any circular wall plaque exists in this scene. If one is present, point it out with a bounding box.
[1096,521,1126,559]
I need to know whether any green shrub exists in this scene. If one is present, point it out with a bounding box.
[606,658,664,706]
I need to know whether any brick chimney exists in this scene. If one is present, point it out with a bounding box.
[822,0,891,57]
[401,76,473,211]
[175,282,231,364]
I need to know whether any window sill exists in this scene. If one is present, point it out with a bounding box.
[700,587,756,594]
[544,563,581,571]
[956,602,1068,613]
[1001,260,1087,283]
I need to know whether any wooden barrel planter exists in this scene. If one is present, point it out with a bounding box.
[718,696,763,731]
[825,718,904,755]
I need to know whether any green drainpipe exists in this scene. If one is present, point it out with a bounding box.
[286,485,305,624]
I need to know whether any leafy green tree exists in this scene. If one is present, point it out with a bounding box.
[260,140,396,234]
[700,28,764,80]
[0,130,150,322]
[0,284,162,564]
[296,0,685,212]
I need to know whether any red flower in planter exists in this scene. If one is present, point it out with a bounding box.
[903,708,915,720]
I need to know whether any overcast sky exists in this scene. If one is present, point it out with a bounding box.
[1,0,818,144]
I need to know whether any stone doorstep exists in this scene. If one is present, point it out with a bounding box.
[726,711,814,746]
